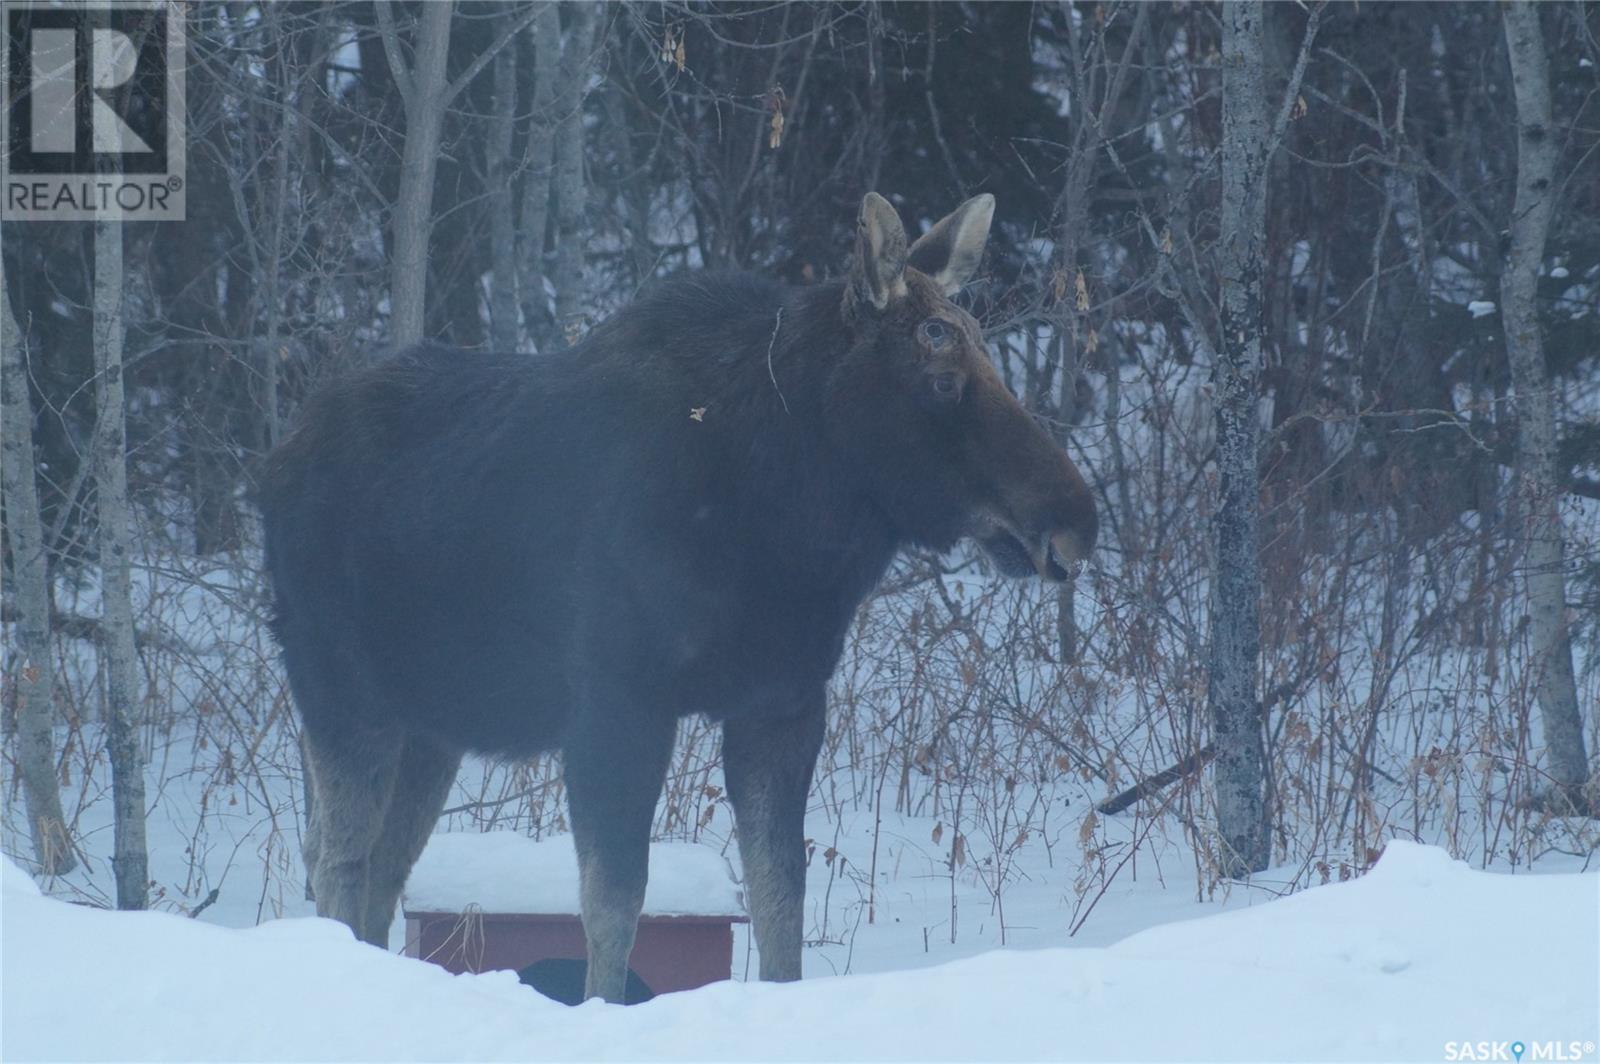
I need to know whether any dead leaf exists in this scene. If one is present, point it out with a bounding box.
[661,25,685,71]
[689,406,706,421]
[1075,270,1090,312]
[1291,94,1308,121]
[931,821,944,844]
[767,86,787,150]
[1051,268,1069,305]
[1078,810,1098,847]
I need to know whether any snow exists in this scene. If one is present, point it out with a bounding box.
[403,832,744,916]
[1468,300,1497,318]
[1551,266,1570,278]
[4,842,1595,1062]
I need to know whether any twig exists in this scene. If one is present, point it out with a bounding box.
[766,305,789,414]
[188,886,221,919]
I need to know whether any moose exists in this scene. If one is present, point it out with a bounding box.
[259,191,1097,1003]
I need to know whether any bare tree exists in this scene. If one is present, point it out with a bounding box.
[1208,0,1272,877]
[1,250,76,876]
[551,2,601,343]
[377,1,538,348]
[92,214,149,910]
[1499,1,1591,813]
[486,6,520,352]
[518,1,562,349]
[4,0,1596,933]
[376,0,456,348]
[1048,2,1150,664]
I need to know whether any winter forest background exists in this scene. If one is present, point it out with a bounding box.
[2,0,1597,953]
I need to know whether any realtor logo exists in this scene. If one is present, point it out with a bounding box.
[3,1,185,220]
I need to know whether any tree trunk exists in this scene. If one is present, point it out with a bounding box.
[1499,1,1591,813]
[487,12,520,352]
[1,252,77,876]
[382,0,454,349]
[551,2,599,344]
[604,79,655,290]
[259,34,295,450]
[93,215,149,910]
[1208,0,1271,877]
[185,355,242,557]
[518,0,561,350]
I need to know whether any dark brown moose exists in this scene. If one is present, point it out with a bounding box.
[258,191,1097,1002]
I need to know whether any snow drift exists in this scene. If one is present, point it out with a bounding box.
[3,841,1595,1062]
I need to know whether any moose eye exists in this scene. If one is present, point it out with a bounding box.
[919,319,951,349]
[931,373,961,399]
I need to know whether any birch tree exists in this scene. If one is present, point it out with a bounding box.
[551,2,600,343]
[1,251,76,875]
[1499,1,1591,813]
[486,7,520,352]
[376,0,538,348]
[518,1,562,350]
[1208,0,1272,877]
[376,0,455,349]
[92,215,149,910]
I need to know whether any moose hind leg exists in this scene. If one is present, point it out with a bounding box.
[302,722,403,946]
[363,735,462,948]
[564,712,676,1003]
[299,731,321,901]
[723,698,825,982]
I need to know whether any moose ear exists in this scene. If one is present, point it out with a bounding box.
[849,192,909,312]
[906,193,995,295]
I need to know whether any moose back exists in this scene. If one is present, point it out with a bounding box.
[258,191,1097,1002]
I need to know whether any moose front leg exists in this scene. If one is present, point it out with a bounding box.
[565,709,676,1003]
[723,695,825,982]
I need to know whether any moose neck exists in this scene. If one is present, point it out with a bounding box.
[719,280,902,601]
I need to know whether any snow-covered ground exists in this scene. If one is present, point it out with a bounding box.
[4,841,1595,1062]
